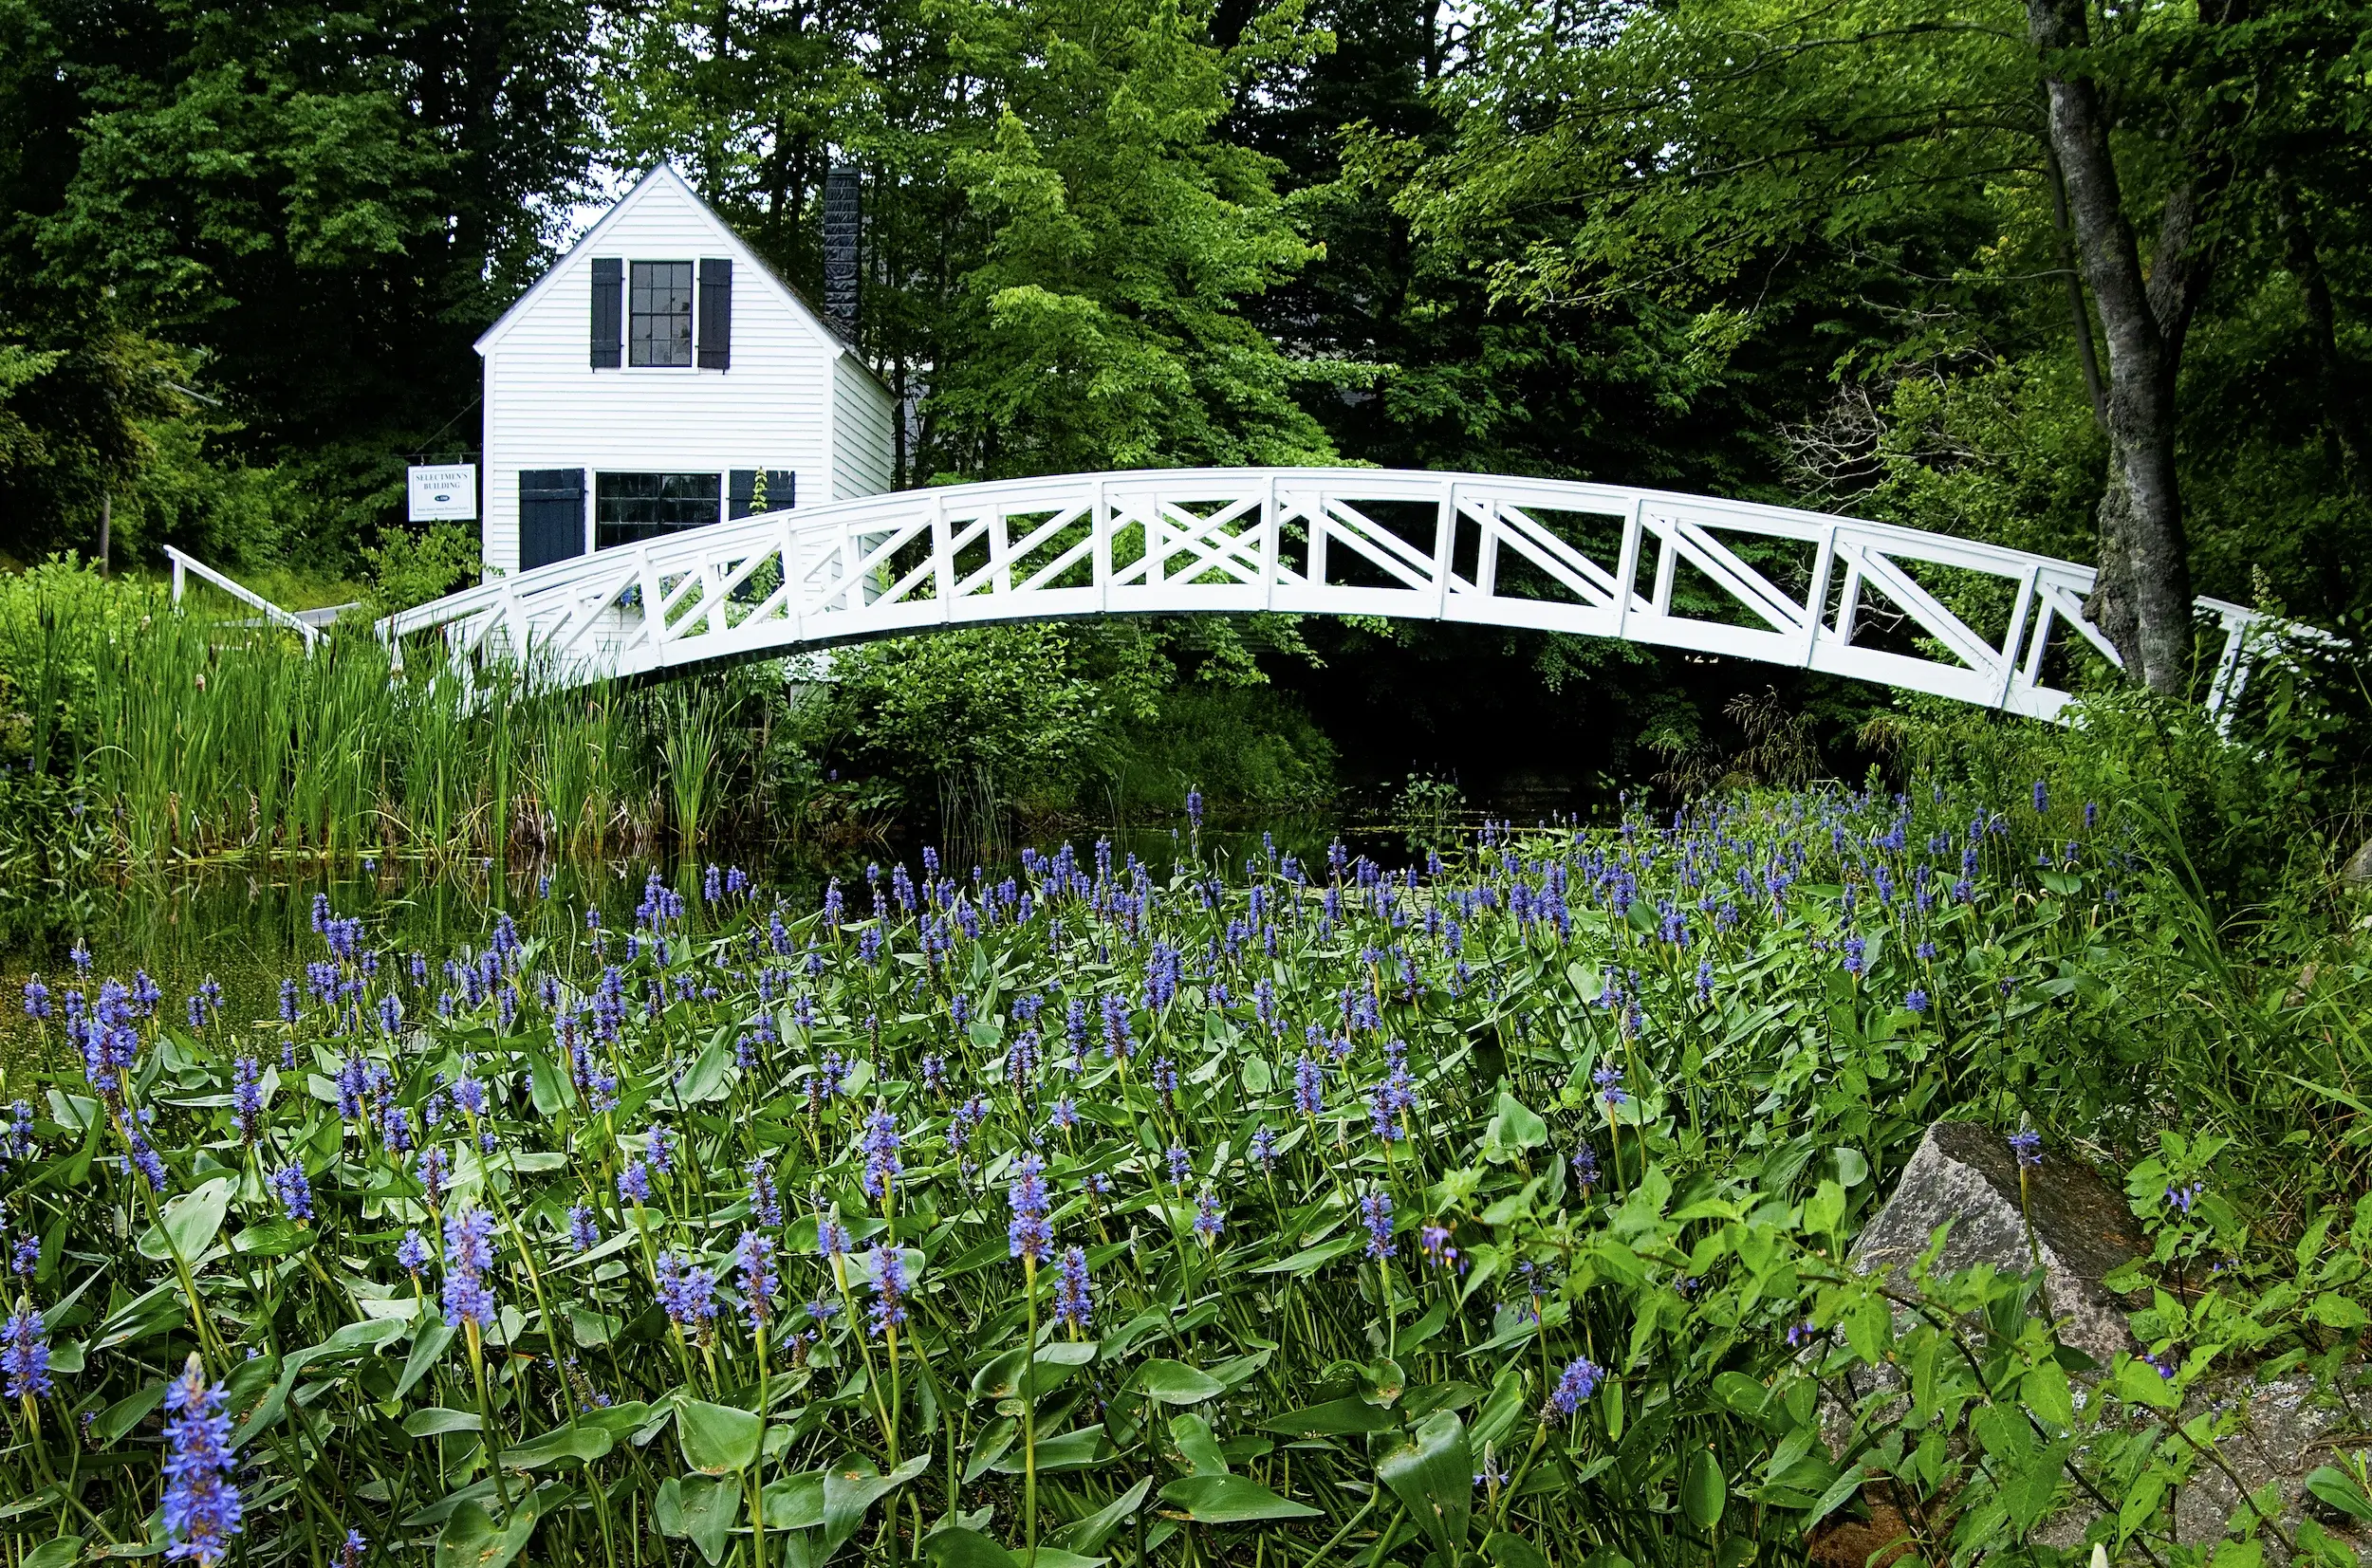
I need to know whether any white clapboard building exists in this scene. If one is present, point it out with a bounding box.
[474,163,895,576]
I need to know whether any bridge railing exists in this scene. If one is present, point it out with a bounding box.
[380,468,2301,723]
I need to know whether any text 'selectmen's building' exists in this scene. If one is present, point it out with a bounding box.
[474,163,896,577]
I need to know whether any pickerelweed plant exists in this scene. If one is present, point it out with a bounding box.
[5,781,2372,1568]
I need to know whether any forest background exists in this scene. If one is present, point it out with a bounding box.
[3,0,2369,825]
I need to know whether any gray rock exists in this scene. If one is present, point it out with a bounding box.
[1850,1120,2145,1365]
[2344,837,2372,887]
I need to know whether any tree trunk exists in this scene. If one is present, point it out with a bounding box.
[2027,0,2207,695]
[2272,175,2367,489]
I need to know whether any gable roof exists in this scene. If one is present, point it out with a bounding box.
[474,163,880,388]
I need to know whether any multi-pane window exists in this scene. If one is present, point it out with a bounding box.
[628,262,695,367]
[595,472,720,549]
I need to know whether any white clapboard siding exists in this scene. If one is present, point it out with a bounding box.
[832,354,897,500]
[476,164,895,575]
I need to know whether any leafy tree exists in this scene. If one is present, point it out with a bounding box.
[1362,0,2372,692]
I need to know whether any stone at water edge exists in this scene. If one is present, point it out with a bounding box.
[1848,1120,2145,1365]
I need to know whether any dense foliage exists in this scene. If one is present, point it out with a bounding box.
[6,728,2372,1565]
[11,0,2368,796]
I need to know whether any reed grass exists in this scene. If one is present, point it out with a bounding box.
[0,559,757,866]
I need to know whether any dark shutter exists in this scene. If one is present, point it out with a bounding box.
[589,259,622,368]
[729,469,795,519]
[696,258,732,370]
[519,469,586,571]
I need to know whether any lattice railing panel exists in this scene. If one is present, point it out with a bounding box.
[380,468,2307,724]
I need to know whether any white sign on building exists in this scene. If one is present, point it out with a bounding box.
[407,465,479,522]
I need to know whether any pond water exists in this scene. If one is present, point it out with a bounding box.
[0,817,1431,1066]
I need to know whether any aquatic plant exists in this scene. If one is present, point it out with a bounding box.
[0,781,2365,1565]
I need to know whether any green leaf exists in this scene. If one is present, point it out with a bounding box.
[760,1470,826,1530]
[2115,1356,2182,1411]
[924,1532,1104,1568]
[1378,1411,1471,1563]
[20,1540,80,1568]
[2023,1361,2074,1429]
[972,1338,1098,1400]
[821,1454,932,1559]
[988,1425,1112,1473]
[678,1035,735,1104]
[140,1176,232,1264]
[1679,1448,1725,1530]
[1482,1532,1550,1568]
[94,1382,166,1446]
[404,1408,485,1437]
[1047,1476,1151,1555]
[2305,1466,2372,1522]
[678,1474,742,1565]
[1157,1474,1322,1524]
[924,1528,1018,1568]
[527,1050,575,1116]
[502,1423,613,1469]
[2311,1293,2369,1330]
[1258,1397,1402,1437]
[398,1319,457,1399]
[677,1399,765,1474]
[1132,1359,1223,1405]
[1250,1235,1361,1275]
[435,1502,537,1568]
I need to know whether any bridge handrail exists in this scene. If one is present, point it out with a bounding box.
[166,544,322,650]
[376,466,2323,725]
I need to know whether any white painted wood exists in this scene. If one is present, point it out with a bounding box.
[474,164,894,575]
[382,466,2317,724]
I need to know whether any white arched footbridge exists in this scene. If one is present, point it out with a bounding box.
[380,468,2292,722]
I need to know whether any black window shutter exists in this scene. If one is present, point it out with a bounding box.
[590,259,622,368]
[519,470,586,571]
[729,469,794,519]
[697,258,732,370]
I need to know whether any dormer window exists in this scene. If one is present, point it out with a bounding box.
[590,257,731,369]
[629,262,694,366]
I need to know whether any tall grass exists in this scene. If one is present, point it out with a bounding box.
[0,559,758,866]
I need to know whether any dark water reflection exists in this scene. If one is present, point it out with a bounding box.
[0,814,1436,1062]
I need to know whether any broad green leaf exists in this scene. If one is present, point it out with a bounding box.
[1259,1397,1401,1437]
[677,1400,764,1474]
[1378,1411,1471,1563]
[404,1408,485,1437]
[1047,1476,1151,1555]
[2114,1356,2181,1411]
[988,1425,1111,1473]
[1132,1359,1222,1405]
[760,1471,826,1530]
[678,1035,735,1104]
[924,1528,1018,1568]
[2305,1466,2372,1522]
[821,1454,932,1559]
[1482,1532,1550,1568]
[1679,1448,1725,1529]
[1250,1235,1361,1276]
[21,1538,81,1568]
[398,1319,457,1399]
[139,1176,232,1264]
[1157,1475,1321,1524]
[677,1474,742,1565]
[2022,1361,2074,1429]
[95,1382,166,1446]
[502,1422,612,1469]
[972,1338,1097,1401]
[435,1502,536,1568]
